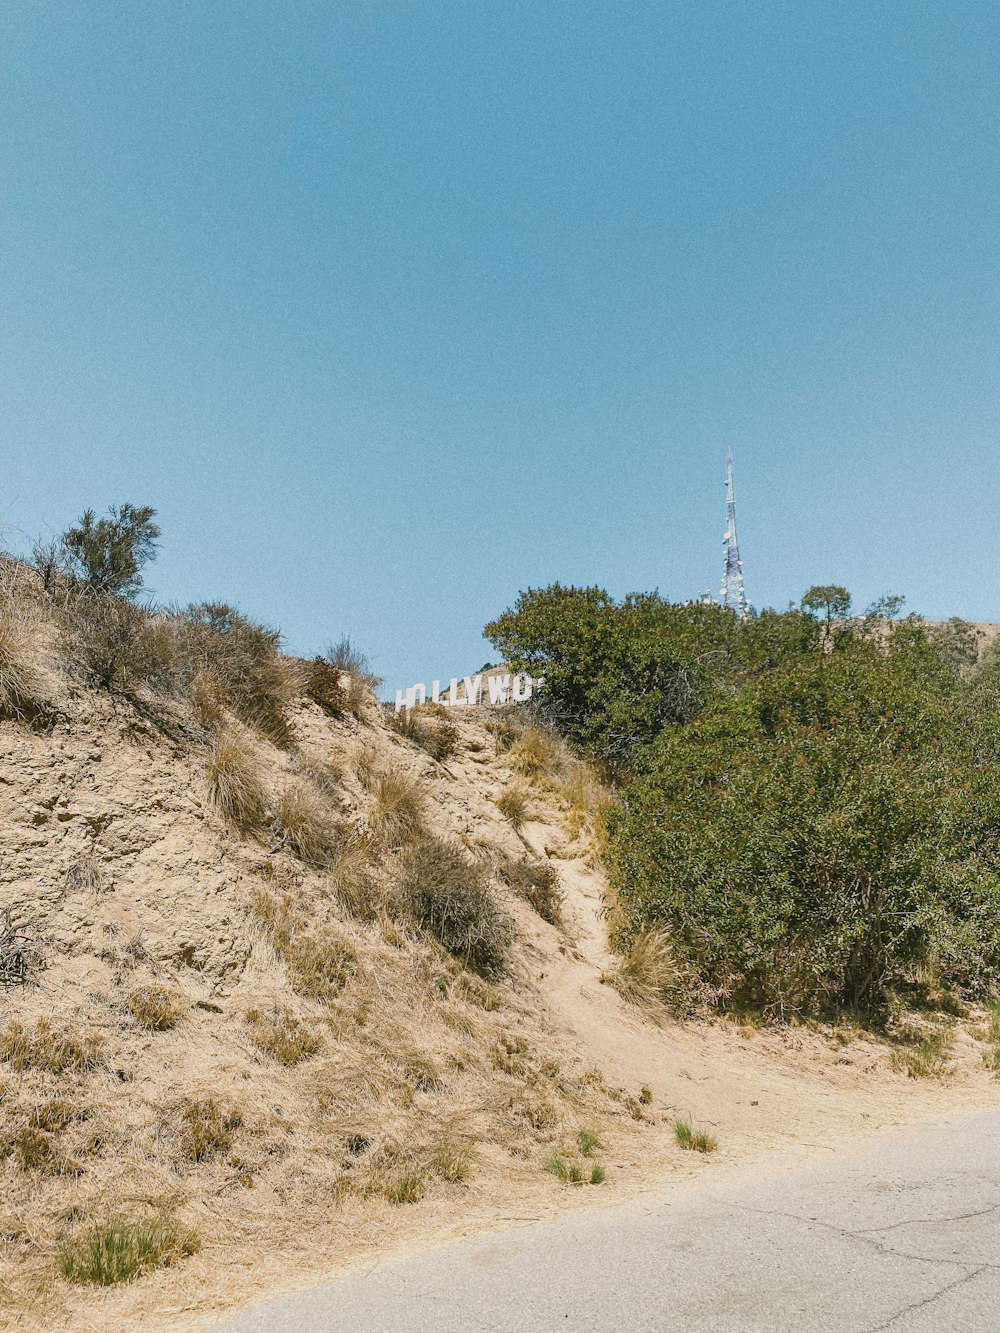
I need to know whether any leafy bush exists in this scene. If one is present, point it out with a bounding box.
[606,635,1000,1015]
[397,839,513,979]
[61,503,160,598]
[58,1215,199,1285]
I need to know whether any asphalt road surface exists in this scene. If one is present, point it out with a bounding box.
[220,1110,1000,1332]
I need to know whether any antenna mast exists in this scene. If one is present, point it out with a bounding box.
[720,449,749,618]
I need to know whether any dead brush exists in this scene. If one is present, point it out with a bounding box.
[9,1125,80,1175]
[275,780,340,865]
[322,638,382,717]
[396,838,514,980]
[604,929,689,1015]
[206,728,268,833]
[369,767,425,848]
[0,906,43,987]
[0,1019,103,1074]
[126,984,186,1032]
[57,590,178,696]
[245,1007,321,1065]
[498,857,564,926]
[305,657,348,715]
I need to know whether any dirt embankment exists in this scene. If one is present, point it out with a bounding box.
[1,582,996,1332]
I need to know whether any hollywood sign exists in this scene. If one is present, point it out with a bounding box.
[394,673,545,712]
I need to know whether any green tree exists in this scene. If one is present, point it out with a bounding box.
[801,584,852,646]
[62,504,160,598]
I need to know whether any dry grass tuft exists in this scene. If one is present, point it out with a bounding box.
[178,1098,242,1162]
[369,767,425,848]
[604,929,688,1014]
[397,838,514,980]
[496,785,529,831]
[190,667,228,728]
[126,984,186,1032]
[65,853,104,894]
[305,657,348,714]
[498,857,564,926]
[509,726,566,783]
[0,573,43,719]
[890,1026,954,1079]
[322,639,381,718]
[0,1019,103,1074]
[245,1007,322,1065]
[391,705,459,761]
[58,1215,200,1286]
[276,780,340,865]
[206,729,268,833]
[327,836,381,921]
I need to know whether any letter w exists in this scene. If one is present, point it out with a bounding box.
[488,674,510,705]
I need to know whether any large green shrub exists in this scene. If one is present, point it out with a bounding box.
[605,638,1000,1015]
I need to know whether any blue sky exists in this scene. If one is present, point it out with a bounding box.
[2,2,999,693]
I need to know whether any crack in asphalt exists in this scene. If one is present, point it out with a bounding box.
[863,1263,990,1332]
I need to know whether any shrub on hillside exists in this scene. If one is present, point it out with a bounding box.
[61,503,160,598]
[175,603,300,743]
[305,657,348,714]
[391,704,459,760]
[0,568,43,719]
[397,838,514,979]
[58,591,177,695]
[498,857,563,925]
[320,638,381,717]
[605,636,1000,1016]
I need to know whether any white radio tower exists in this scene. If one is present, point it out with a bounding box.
[720,449,749,617]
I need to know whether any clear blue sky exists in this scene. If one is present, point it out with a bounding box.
[2,3,998,694]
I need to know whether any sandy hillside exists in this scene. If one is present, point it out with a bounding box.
[0,569,997,1332]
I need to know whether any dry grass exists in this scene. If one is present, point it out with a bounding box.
[496,785,529,831]
[126,985,186,1032]
[322,639,381,718]
[178,1098,242,1162]
[276,780,340,865]
[206,729,268,833]
[509,726,566,783]
[304,657,348,714]
[190,667,227,728]
[0,572,43,719]
[252,888,358,1001]
[326,836,381,921]
[58,1216,199,1286]
[391,705,459,761]
[397,838,514,980]
[369,767,425,848]
[65,853,104,894]
[498,857,564,926]
[245,1007,322,1065]
[890,1026,954,1079]
[0,1019,103,1074]
[604,929,688,1014]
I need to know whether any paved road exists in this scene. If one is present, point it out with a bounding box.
[220,1111,1000,1332]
